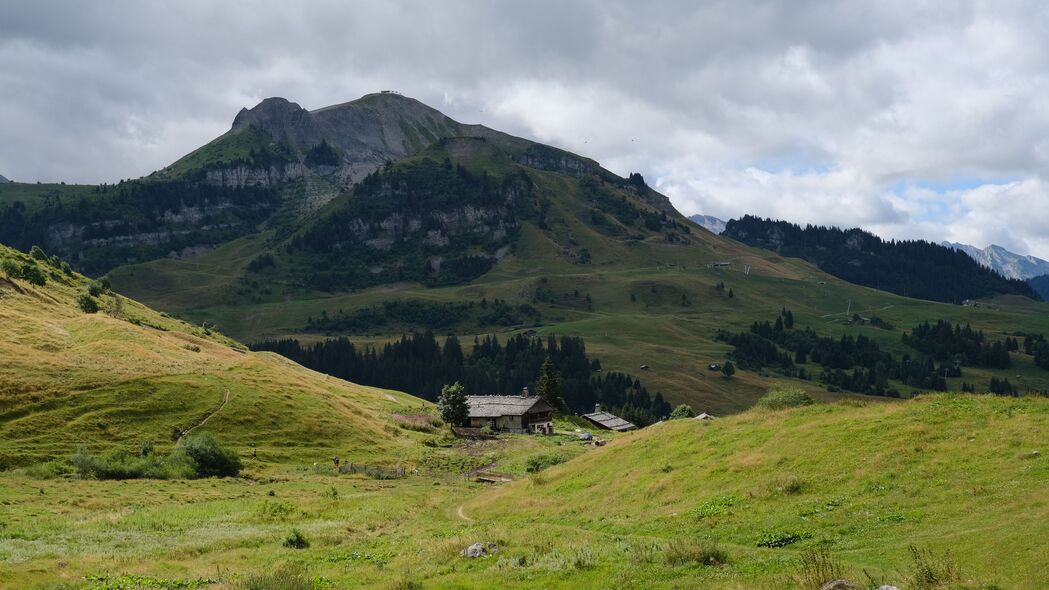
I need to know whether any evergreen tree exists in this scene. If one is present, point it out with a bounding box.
[535,356,565,410]
[721,361,736,378]
[437,382,469,426]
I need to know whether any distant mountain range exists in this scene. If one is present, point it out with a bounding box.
[0,174,10,184]
[688,214,726,234]
[941,242,1049,281]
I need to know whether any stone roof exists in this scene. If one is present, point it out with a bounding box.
[582,410,636,432]
[466,395,553,418]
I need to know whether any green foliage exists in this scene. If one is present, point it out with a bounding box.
[69,445,197,480]
[82,574,212,589]
[669,404,696,419]
[29,245,46,260]
[756,529,805,548]
[536,356,565,411]
[304,139,340,167]
[180,432,243,477]
[282,528,310,549]
[720,361,735,377]
[77,292,99,313]
[437,382,469,426]
[525,453,569,473]
[689,494,743,519]
[906,545,962,590]
[1,258,47,285]
[756,385,815,410]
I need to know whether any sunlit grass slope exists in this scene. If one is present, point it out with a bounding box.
[466,394,1049,588]
[0,243,427,469]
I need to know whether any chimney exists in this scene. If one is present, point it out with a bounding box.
[594,403,601,413]
[522,386,529,398]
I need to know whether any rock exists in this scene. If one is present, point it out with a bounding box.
[876,586,900,590]
[461,543,487,558]
[819,581,858,590]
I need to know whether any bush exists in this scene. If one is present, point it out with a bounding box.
[756,384,815,410]
[77,293,99,313]
[665,538,728,566]
[180,432,242,477]
[29,245,47,261]
[669,404,696,419]
[525,453,568,473]
[906,545,961,590]
[282,528,310,549]
[756,529,804,548]
[70,446,196,480]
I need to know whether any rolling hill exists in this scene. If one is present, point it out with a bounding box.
[5,92,1049,417]
[0,242,430,469]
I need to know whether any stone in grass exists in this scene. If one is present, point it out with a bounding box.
[876,586,900,590]
[461,542,499,558]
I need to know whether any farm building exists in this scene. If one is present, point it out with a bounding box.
[466,390,554,434]
[581,404,637,432]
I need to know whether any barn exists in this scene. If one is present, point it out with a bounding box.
[466,391,554,434]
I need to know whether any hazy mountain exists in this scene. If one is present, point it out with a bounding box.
[688,214,726,234]
[0,174,10,183]
[942,242,1049,280]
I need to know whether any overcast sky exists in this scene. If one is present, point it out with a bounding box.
[3,1,1049,256]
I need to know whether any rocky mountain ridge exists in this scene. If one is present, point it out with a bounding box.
[942,241,1049,280]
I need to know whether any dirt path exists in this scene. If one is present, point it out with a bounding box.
[457,503,475,523]
[178,387,230,443]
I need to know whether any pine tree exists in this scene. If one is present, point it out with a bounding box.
[721,361,736,378]
[437,382,469,426]
[535,356,565,411]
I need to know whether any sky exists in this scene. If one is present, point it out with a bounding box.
[3,1,1049,257]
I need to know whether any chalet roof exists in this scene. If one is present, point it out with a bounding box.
[582,410,636,432]
[466,395,554,418]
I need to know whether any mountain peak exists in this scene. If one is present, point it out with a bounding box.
[942,241,1049,280]
[231,96,309,131]
[0,174,10,184]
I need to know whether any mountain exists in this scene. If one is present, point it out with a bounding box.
[1029,274,1049,300]
[688,213,726,234]
[942,241,1049,280]
[723,215,1039,303]
[0,242,429,469]
[0,174,10,184]
[8,93,1049,414]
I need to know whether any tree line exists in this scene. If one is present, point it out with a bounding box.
[723,215,1038,303]
[252,332,672,426]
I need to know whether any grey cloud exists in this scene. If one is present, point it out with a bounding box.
[4,1,1049,256]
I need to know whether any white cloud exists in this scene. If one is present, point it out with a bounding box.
[4,1,1049,257]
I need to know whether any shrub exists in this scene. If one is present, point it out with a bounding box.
[77,293,99,313]
[757,529,805,548]
[525,453,568,473]
[669,404,696,419]
[282,528,310,549]
[29,245,47,261]
[69,446,196,480]
[756,384,815,410]
[180,432,242,477]
[665,538,728,566]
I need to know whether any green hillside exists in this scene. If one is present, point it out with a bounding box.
[0,242,429,469]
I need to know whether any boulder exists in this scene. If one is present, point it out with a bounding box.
[461,543,486,558]
[876,586,900,590]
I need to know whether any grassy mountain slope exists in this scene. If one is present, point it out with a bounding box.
[0,243,429,469]
[465,394,1049,588]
